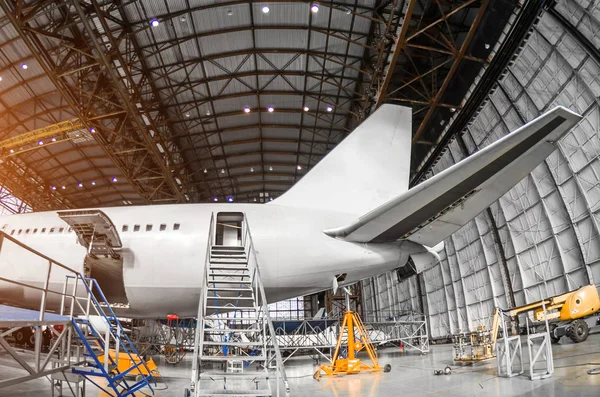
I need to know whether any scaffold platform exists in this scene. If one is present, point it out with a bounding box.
[0,304,70,327]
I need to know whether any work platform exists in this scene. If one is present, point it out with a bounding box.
[0,231,155,397]
[0,304,70,327]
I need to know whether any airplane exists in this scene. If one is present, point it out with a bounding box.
[0,104,582,319]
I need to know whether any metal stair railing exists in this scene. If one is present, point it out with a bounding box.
[243,213,290,396]
[190,212,214,393]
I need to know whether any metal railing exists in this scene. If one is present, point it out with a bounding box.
[0,231,83,388]
[244,214,290,395]
[190,212,214,390]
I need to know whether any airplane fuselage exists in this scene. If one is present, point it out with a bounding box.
[0,203,414,318]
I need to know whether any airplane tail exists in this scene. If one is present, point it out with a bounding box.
[274,104,412,215]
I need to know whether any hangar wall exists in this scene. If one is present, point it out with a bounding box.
[362,0,600,339]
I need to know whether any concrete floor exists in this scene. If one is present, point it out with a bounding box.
[1,331,599,397]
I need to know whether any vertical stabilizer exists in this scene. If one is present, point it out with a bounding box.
[274,104,412,215]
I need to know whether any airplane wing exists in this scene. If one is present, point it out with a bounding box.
[324,106,582,246]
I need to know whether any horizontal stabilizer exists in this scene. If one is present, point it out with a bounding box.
[324,106,581,245]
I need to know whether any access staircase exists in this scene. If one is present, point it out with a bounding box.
[62,276,155,397]
[189,213,289,397]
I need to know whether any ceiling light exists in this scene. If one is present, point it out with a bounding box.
[180,16,187,22]
[485,43,490,50]
[450,107,456,112]
[262,5,270,13]
[51,185,56,190]
[203,168,208,173]
[303,106,309,112]
[346,8,352,15]
[185,112,190,118]
[297,165,302,170]
[227,196,234,202]
[61,185,66,190]
[254,198,257,202]
[311,4,319,13]
[51,137,56,142]
[21,63,27,70]
[221,169,225,174]
[206,110,211,116]
[250,167,254,172]
[227,10,233,16]
[213,197,219,202]
[269,197,273,201]
[112,177,117,182]
[90,127,96,133]
[267,106,274,112]
[326,105,333,112]
[269,166,273,171]
[9,149,13,153]
[38,140,43,145]
[150,19,159,27]
[244,106,251,113]
[91,181,96,185]
[78,182,83,188]
[0,76,3,81]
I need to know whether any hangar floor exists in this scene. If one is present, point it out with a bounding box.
[1,331,599,397]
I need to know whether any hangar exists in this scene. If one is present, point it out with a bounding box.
[0,0,599,396]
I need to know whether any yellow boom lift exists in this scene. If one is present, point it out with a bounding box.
[453,284,600,363]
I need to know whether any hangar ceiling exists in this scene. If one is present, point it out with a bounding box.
[0,0,541,211]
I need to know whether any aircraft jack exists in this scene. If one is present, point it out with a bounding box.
[313,309,390,380]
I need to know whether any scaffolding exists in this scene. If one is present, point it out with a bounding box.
[0,231,155,396]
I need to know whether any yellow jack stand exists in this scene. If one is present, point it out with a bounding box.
[314,310,389,380]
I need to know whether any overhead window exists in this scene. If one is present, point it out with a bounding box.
[59,227,64,233]
[173,223,180,231]
[146,224,152,232]
[25,229,30,234]
[122,225,128,232]
[134,225,140,232]
[50,228,55,234]
[41,228,46,233]
[33,228,38,234]
[160,224,166,231]
[10,230,14,235]
[17,229,22,235]
[68,227,72,233]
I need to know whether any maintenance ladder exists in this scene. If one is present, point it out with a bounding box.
[189,213,289,397]
[64,276,156,397]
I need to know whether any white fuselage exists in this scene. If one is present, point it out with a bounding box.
[0,203,414,318]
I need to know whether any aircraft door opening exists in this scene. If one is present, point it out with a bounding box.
[215,212,244,246]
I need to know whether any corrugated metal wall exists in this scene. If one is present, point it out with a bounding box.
[363,0,600,338]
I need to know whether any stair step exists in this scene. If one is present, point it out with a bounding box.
[202,341,263,347]
[197,390,271,396]
[207,287,253,292]
[212,246,245,250]
[209,258,248,266]
[207,280,252,285]
[211,253,247,258]
[208,273,250,278]
[205,305,256,310]
[199,355,266,362]
[205,317,263,322]
[204,328,260,333]
[207,296,254,301]
[209,266,249,271]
